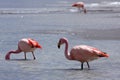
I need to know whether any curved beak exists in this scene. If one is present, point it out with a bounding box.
[57,43,60,49]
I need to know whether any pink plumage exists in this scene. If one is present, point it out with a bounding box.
[72,2,87,13]
[58,37,109,70]
[5,38,42,60]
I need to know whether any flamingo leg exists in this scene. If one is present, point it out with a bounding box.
[86,62,90,69]
[32,52,36,60]
[24,52,27,60]
[81,62,84,70]
[82,8,86,13]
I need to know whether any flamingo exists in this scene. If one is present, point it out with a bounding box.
[72,2,87,13]
[57,37,109,70]
[5,38,42,60]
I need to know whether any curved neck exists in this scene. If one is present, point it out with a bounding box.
[5,48,22,60]
[64,40,72,60]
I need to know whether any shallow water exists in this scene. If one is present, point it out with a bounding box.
[0,0,120,80]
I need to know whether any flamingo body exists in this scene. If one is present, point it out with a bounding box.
[18,38,41,52]
[72,2,84,8]
[58,37,109,69]
[72,2,87,13]
[5,38,42,60]
[70,45,108,62]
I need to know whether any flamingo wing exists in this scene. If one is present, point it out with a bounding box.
[28,38,42,48]
[85,45,109,57]
[70,45,109,62]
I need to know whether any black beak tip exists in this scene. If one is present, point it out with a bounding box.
[58,45,60,49]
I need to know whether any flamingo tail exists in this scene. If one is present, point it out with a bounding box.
[98,52,109,58]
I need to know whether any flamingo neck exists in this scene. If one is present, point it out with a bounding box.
[64,40,72,60]
[5,49,22,60]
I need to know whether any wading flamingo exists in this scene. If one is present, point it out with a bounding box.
[72,2,87,13]
[57,37,109,70]
[5,38,42,60]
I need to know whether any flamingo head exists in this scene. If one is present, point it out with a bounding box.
[58,37,68,48]
[5,52,11,60]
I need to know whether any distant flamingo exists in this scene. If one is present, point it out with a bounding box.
[72,2,87,13]
[58,37,109,70]
[5,38,42,60]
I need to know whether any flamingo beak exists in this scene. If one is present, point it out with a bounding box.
[58,43,60,49]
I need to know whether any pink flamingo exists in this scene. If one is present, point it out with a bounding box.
[58,37,109,70]
[5,38,42,60]
[72,2,87,13]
